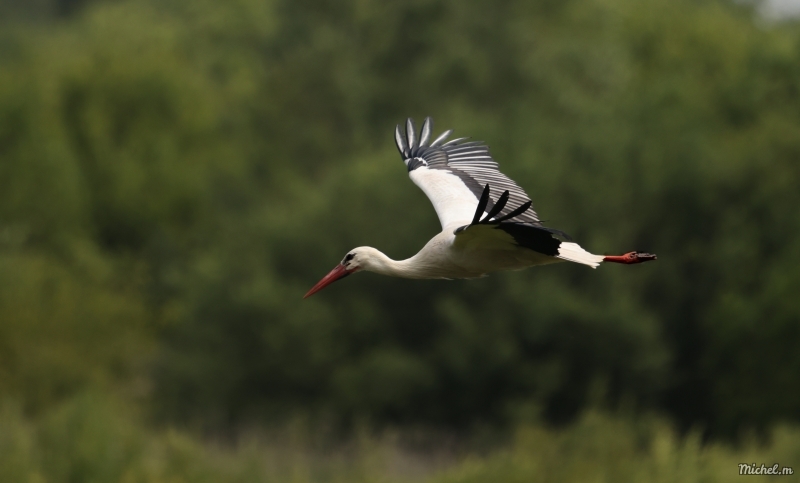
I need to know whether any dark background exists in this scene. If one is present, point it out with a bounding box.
[1,0,799,478]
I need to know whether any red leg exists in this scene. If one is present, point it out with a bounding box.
[603,251,657,264]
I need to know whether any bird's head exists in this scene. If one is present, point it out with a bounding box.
[304,247,382,298]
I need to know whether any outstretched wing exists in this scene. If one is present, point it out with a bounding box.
[451,185,603,269]
[395,117,542,229]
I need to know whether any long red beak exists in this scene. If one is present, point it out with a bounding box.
[304,264,353,298]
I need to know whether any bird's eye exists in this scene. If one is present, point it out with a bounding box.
[343,253,355,263]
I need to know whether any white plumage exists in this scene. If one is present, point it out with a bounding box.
[304,117,656,298]
[408,168,478,229]
[556,242,605,269]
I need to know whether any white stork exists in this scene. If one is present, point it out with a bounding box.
[305,117,655,298]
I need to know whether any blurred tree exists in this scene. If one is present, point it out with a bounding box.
[0,0,798,439]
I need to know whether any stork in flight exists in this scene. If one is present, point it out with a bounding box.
[304,118,656,298]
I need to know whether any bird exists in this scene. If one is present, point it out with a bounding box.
[304,117,656,298]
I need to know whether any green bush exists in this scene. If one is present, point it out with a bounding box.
[434,411,800,483]
[1,395,797,483]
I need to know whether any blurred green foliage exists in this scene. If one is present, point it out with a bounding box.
[1,0,799,449]
[1,394,798,482]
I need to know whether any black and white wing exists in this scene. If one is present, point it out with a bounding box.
[395,117,542,229]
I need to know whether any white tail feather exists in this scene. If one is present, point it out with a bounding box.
[557,242,604,268]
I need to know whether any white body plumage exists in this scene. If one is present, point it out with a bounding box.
[304,117,655,298]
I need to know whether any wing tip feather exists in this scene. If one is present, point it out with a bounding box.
[406,118,417,150]
[420,117,432,147]
[393,118,544,226]
[395,124,409,157]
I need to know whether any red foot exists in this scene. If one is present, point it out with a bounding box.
[603,251,657,264]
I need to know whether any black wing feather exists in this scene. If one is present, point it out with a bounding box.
[481,189,509,223]
[471,184,491,225]
[395,117,541,224]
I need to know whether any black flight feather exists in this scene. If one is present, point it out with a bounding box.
[492,200,531,223]
[406,118,417,150]
[472,184,491,225]
[481,190,509,223]
[419,117,432,147]
[395,125,409,157]
[396,118,544,225]
[430,129,452,147]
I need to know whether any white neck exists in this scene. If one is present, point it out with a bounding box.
[361,248,437,279]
